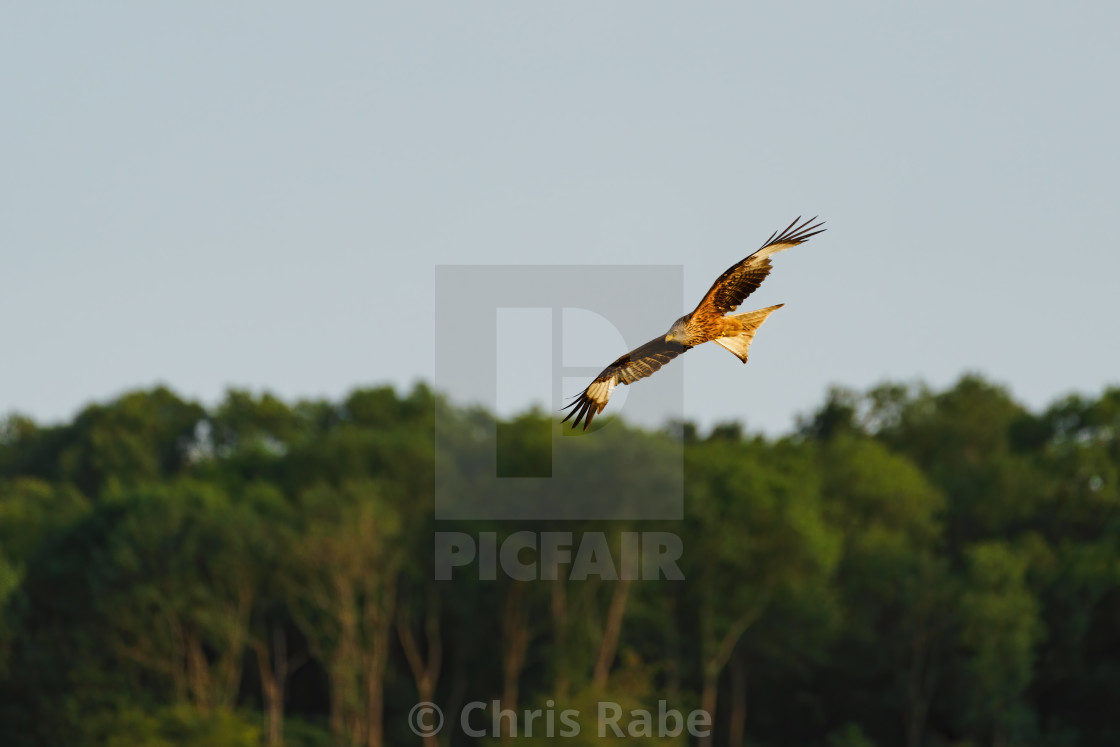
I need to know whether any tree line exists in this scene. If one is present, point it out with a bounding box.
[0,375,1117,746]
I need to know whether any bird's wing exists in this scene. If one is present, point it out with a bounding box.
[561,336,688,431]
[691,216,825,319]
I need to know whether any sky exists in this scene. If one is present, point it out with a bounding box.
[2,3,1118,435]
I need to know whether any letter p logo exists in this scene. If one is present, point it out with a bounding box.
[434,265,685,520]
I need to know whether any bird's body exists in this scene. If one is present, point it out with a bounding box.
[561,216,824,430]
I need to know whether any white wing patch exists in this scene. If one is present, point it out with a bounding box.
[585,376,619,405]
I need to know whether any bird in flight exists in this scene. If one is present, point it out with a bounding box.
[561,216,825,430]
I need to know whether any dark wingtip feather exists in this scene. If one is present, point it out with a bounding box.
[560,392,594,430]
[560,397,581,425]
[764,215,826,248]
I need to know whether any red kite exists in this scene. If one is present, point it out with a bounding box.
[561,216,825,430]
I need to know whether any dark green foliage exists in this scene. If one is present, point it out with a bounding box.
[0,376,1117,745]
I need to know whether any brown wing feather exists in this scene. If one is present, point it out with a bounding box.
[561,336,688,431]
[691,216,825,319]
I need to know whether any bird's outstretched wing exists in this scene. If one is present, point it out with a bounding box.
[561,336,688,431]
[691,216,825,319]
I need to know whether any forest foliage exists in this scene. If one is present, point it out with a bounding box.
[0,375,1118,746]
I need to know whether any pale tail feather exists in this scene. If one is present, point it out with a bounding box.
[713,304,784,363]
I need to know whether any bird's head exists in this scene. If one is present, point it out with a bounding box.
[664,317,689,344]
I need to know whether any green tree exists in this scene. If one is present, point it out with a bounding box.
[55,388,205,496]
[287,481,405,747]
[958,541,1044,747]
[818,435,949,747]
[684,436,840,746]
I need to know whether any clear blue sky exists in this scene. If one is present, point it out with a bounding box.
[3,3,1117,434]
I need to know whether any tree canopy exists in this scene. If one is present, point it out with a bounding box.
[1,376,1118,746]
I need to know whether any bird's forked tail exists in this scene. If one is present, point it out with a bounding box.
[713,304,784,363]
